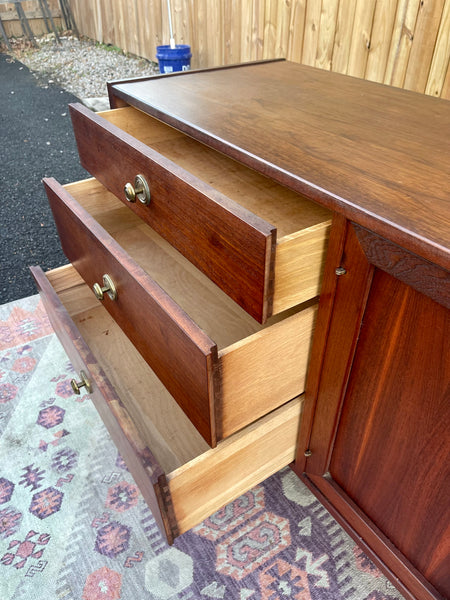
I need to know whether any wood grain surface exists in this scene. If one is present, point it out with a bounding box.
[110,61,450,269]
[30,265,177,543]
[168,396,302,534]
[295,219,449,600]
[69,102,276,323]
[98,105,331,314]
[330,269,450,598]
[43,177,219,447]
[354,224,450,308]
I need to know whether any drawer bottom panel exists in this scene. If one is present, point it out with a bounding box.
[31,264,303,542]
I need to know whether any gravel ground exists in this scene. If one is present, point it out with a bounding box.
[7,33,157,99]
[1,35,158,303]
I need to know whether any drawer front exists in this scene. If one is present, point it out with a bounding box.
[31,264,302,543]
[43,177,219,447]
[70,103,276,323]
[29,265,175,541]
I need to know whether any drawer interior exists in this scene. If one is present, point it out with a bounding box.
[46,265,302,534]
[99,106,331,239]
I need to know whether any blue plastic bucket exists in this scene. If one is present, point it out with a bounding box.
[156,44,192,73]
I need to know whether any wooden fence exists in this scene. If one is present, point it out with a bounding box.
[5,0,450,99]
[0,0,62,38]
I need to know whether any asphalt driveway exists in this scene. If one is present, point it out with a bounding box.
[0,52,88,304]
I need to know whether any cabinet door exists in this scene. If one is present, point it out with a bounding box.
[295,216,450,600]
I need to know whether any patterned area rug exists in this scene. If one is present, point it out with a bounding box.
[0,295,405,600]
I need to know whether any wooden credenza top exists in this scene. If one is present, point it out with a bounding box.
[110,60,450,270]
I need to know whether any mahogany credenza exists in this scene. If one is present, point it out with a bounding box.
[32,61,449,600]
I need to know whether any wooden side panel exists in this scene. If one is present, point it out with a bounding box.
[330,271,450,598]
[273,221,331,313]
[42,177,219,447]
[69,102,275,323]
[219,304,316,438]
[298,223,374,475]
[29,265,176,543]
[168,396,302,534]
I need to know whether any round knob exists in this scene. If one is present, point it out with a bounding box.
[71,370,92,395]
[93,274,117,301]
[124,182,136,202]
[124,174,151,205]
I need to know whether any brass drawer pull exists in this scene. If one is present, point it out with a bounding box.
[93,274,118,301]
[71,370,92,395]
[124,174,151,205]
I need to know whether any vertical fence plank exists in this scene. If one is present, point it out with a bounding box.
[316,0,340,71]
[286,0,307,64]
[425,0,450,96]
[253,0,265,60]
[171,0,186,44]
[208,0,223,66]
[365,0,399,83]
[101,0,115,46]
[403,0,445,93]
[302,0,322,66]
[275,0,291,58]
[346,0,377,78]
[332,0,357,74]
[241,0,253,62]
[193,0,206,67]
[383,0,420,87]
[263,0,277,58]
[223,0,234,64]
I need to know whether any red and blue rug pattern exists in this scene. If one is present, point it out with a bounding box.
[0,295,405,600]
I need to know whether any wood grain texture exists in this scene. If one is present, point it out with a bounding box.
[29,265,176,543]
[110,62,450,269]
[354,224,450,308]
[302,474,440,600]
[330,269,450,598]
[98,106,331,239]
[403,0,446,94]
[364,0,398,83]
[273,221,331,313]
[71,0,449,97]
[32,265,305,543]
[383,0,421,88]
[297,222,374,475]
[69,102,276,323]
[168,396,302,534]
[45,177,314,445]
[293,213,349,473]
[425,0,450,97]
[294,219,449,600]
[42,177,219,447]
[59,282,209,473]
[346,0,376,78]
[218,304,316,438]
[332,0,357,74]
[98,105,331,314]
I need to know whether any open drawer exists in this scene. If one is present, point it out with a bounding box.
[69,103,331,323]
[31,264,302,544]
[43,177,316,447]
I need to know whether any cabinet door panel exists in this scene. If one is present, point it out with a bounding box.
[330,269,450,595]
[296,221,450,600]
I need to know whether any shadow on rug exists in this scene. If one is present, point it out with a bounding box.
[0,295,405,599]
